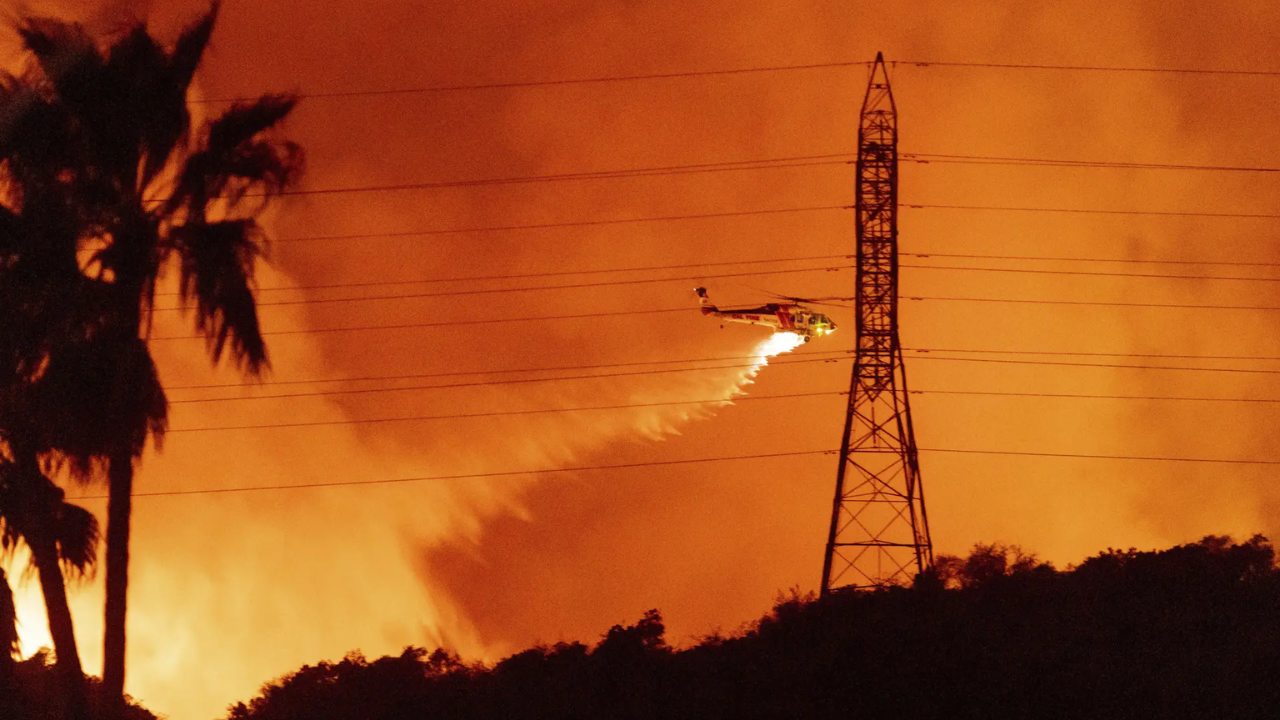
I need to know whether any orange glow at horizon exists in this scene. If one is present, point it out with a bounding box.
[6,1,1280,718]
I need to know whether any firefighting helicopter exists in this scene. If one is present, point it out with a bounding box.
[694,286,837,342]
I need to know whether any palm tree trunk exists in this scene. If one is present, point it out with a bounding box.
[0,568,19,719]
[103,292,143,720]
[30,528,90,720]
[102,450,132,720]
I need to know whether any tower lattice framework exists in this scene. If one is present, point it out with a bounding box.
[821,54,933,594]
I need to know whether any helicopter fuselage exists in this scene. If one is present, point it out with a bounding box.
[695,288,836,341]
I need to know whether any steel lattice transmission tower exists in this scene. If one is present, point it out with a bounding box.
[821,53,933,594]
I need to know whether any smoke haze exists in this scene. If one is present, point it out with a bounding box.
[5,1,1280,718]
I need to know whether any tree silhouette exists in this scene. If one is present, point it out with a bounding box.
[220,535,1280,720]
[1,567,18,719]
[1,566,16,664]
[0,456,100,720]
[3,5,302,716]
[0,41,129,719]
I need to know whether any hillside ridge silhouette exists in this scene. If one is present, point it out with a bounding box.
[203,534,1280,720]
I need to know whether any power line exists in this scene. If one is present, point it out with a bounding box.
[168,356,850,404]
[155,259,1280,312]
[196,60,873,104]
[262,171,1280,207]
[68,449,838,500]
[193,57,1280,108]
[903,295,1280,312]
[903,262,1280,284]
[904,251,1280,270]
[184,241,1280,301]
[65,441,1280,501]
[152,287,1280,342]
[272,204,849,246]
[923,447,1280,465]
[270,154,854,198]
[902,151,1280,174]
[900,60,1280,78]
[226,147,1280,205]
[907,203,1280,220]
[909,354,1280,376]
[908,347,1280,362]
[151,307,693,341]
[163,345,1280,404]
[150,291,1280,342]
[152,262,856,311]
[166,390,844,433]
[154,259,1280,315]
[201,253,855,296]
[914,388,1280,404]
[166,349,854,391]
[247,250,1280,299]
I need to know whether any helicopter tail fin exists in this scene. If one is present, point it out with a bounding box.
[694,286,716,314]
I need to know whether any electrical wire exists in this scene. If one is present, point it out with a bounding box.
[908,354,1280,375]
[151,306,694,341]
[902,263,1280,284]
[271,204,850,246]
[908,347,1280,362]
[191,57,1280,108]
[67,449,839,500]
[907,203,1280,219]
[195,60,873,104]
[913,389,1280,404]
[150,260,1280,314]
[149,292,1280,342]
[166,390,845,433]
[899,60,1280,77]
[902,152,1280,174]
[154,242,1280,301]
[151,263,856,312]
[162,346,1280,407]
[904,251,1280,269]
[252,251,1280,295]
[168,355,851,404]
[64,442,1280,501]
[161,344,1280,398]
[922,447,1280,465]
[166,349,854,391]
[196,253,855,296]
[903,295,1280,312]
[268,154,855,198]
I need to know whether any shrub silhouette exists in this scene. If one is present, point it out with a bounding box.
[216,534,1280,720]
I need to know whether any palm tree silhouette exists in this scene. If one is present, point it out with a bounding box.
[4,3,302,715]
[0,457,100,720]
[0,565,17,720]
[0,29,132,719]
[0,566,16,667]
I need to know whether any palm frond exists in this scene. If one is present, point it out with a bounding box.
[28,334,169,468]
[0,465,23,559]
[55,501,98,580]
[105,26,180,188]
[171,3,220,93]
[171,219,268,372]
[167,95,301,217]
[16,18,103,117]
[206,95,297,163]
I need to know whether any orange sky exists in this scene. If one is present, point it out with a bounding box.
[7,1,1280,718]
